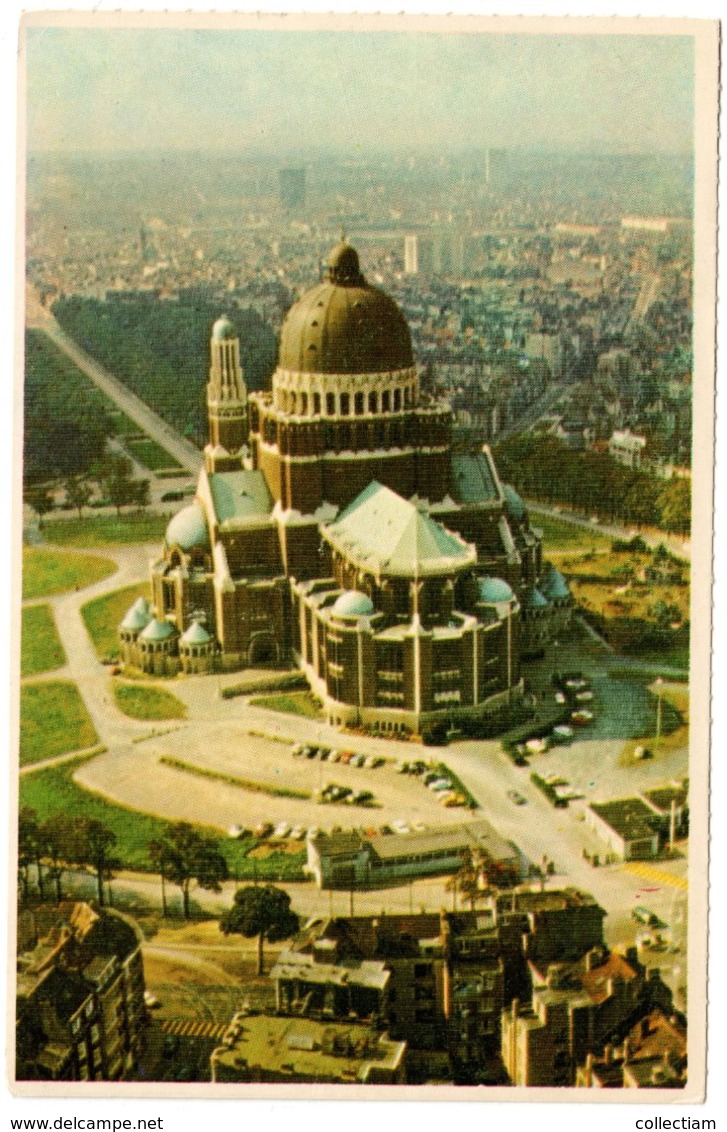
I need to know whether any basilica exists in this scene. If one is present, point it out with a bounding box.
[119,241,572,733]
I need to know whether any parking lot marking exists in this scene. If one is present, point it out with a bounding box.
[623,862,688,891]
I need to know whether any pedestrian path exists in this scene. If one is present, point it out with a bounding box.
[160,1018,228,1041]
[623,861,688,891]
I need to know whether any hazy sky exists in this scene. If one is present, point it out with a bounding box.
[25,27,694,155]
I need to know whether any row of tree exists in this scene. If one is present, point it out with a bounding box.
[52,295,277,446]
[25,455,150,525]
[24,330,111,486]
[493,434,691,535]
[18,813,299,974]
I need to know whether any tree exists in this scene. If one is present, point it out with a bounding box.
[220,884,299,974]
[18,807,41,903]
[76,818,120,907]
[151,822,228,919]
[658,478,691,536]
[40,814,78,903]
[25,485,54,527]
[64,475,94,519]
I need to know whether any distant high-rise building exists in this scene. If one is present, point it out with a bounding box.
[279,167,306,210]
[403,234,419,274]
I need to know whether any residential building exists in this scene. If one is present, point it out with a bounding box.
[501,945,669,1087]
[15,902,146,1082]
[210,1011,406,1084]
[575,1009,687,1089]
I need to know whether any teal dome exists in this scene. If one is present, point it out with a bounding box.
[181,620,212,645]
[212,316,236,341]
[139,617,177,643]
[478,577,515,605]
[332,590,375,618]
[502,484,527,522]
[120,596,152,632]
[522,585,549,610]
[539,565,571,601]
[165,503,210,552]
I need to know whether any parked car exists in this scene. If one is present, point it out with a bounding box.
[507,789,527,805]
[632,906,659,926]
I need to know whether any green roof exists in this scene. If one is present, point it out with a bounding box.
[139,617,177,642]
[450,451,500,504]
[324,482,476,578]
[208,469,273,525]
[181,620,212,645]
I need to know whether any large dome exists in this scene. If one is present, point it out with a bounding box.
[278,241,413,375]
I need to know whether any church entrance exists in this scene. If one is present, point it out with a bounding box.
[248,632,279,666]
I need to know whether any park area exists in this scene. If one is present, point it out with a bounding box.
[22,546,117,600]
[21,604,66,677]
[19,680,99,766]
[82,581,151,660]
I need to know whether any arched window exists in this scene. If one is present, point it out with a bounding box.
[354,391,364,415]
[368,390,378,413]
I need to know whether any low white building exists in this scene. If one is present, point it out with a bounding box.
[609,429,647,469]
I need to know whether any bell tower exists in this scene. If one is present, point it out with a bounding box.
[205,316,248,473]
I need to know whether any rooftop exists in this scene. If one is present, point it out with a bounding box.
[211,1012,405,1083]
[589,798,659,843]
[208,468,273,527]
[323,481,476,579]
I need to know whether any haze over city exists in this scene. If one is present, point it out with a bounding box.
[25,28,694,156]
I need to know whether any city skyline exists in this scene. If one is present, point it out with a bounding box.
[24,27,694,157]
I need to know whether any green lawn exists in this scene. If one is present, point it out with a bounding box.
[107,409,144,437]
[19,754,305,879]
[45,512,169,548]
[113,682,187,721]
[21,604,67,677]
[22,547,117,600]
[529,510,610,553]
[249,691,324,720]
[82,582,150,661]
[126,437,181,471]
[20,681,99,766]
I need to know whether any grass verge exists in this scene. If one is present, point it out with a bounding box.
[159,756,311,800]
[22,547,117,600]
[21,604,67,677]
[528,510,610,553]
[113,683,187,721]
[248,691,324,719]
[45,512,169,548]
[81,582,150,660]
[20,681,99,766]
[125,436,181,471]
